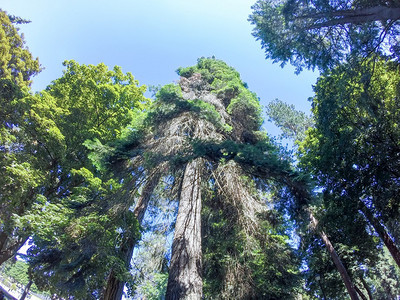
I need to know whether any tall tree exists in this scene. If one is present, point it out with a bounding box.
[300,57,400,268]
[0,10,41,265]
[266,95,398,298]
[6,61,150,299]
[249,0,400,72]
[106,58,302,299]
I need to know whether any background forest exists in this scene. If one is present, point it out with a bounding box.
[1,0,400,300]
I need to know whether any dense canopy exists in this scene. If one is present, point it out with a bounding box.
[1,3,400,300]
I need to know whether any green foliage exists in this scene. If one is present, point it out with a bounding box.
[0,10,40,90]
[299,57,400,298]
[0,59,149,297]
[0,10,42,265]
[266,99,314,143]
[178,57,263,130]
[301,58,400,224]
[1,260,41,293]
[249,0,400,72]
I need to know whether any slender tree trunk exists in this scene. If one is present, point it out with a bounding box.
[360,275,373,300]
[166,159,203,300]
[102,174,161,300]
[354,284,368,300]
[19,280,33,300]
[308,210,359,300]
[359,200,400,269]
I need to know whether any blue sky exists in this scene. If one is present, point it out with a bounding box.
[3,0,318,135]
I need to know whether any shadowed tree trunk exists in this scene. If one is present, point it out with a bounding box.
[308,209,359,300]
[102,173,162,300]
[166,159,203,300]
[360,275,373,300]
[359,200,400,269]
[0,233,27,266]
[19,279,33,300]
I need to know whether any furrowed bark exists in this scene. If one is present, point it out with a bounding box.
[359,200,400,269]
[102,173,161,300]
[166,159,203,300]
[308,210,359,300]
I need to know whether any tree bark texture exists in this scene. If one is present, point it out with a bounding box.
[166,159,203,300]
[102,174,161,300]
[308,210,359,300]
[359,200,400,269]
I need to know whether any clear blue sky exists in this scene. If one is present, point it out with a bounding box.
[2,0,318,135]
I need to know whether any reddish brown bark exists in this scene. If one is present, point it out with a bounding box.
[165,159,203,300]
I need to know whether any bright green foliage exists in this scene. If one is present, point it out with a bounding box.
[20,61,149,298]
[0,10,40,91]
[266,99,313,143]
[249,0,400,72]
[0,52,149,297]
[1,259,42,294]
[177,57,263,131]
[0,11,41,265]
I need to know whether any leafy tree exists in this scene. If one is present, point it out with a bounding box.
[266,98,313,143]
[0,10,41,265]
[0,259,42,294]
[0,60,149,298]
[101,58,302,299]
[298,57,400,297]
[301,57,400,262]
[249,0,400,72]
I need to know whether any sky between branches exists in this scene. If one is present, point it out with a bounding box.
[2,0,318,136]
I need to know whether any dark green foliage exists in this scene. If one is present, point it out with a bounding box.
[301,58,400,229]
[249,0,400,72]
[299,57,400,298]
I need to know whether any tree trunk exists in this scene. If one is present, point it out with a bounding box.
[354,284,368,300]
[102,174,161,300]
[166,159,203,300]
[0,233,28,266]
[360,275,373,300]
[308,210,359,300]
[359,200,400,269]
[305,6,400,28]
[19,280,33,300]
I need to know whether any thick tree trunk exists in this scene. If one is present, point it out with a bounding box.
[0,233,27,266]
[305,6,400,28]
[19,280,33,300]
[359,200,400,269]
[308,210,359,300]
[102,174,161,300]
[166,159,203,300]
